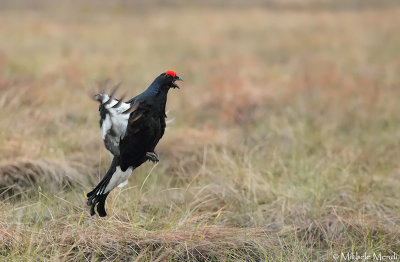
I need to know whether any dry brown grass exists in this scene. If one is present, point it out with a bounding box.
[0,1,400,261]
[0,159,90,199]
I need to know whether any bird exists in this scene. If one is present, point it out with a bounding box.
[87,70,183,217]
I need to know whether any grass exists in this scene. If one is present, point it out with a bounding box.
[0,1,400,261]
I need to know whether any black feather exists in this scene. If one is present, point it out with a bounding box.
[87,157,119,216]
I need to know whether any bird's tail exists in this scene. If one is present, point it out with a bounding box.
[87,191,109,217]
[86,158,116,217]
[87,157,122,217]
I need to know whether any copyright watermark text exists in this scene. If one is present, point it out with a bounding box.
[333,252,399,261]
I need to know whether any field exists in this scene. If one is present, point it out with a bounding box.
[1,1,400,261]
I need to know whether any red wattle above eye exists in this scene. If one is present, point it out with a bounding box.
[165,70,177,78]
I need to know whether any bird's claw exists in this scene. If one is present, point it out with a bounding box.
[146,152,159,163]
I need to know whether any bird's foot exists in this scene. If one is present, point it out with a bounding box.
[146,152,159,163]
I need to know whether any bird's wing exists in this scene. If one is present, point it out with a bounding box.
[94,88,171,160]
[94,93,137,156]
[119,101,164,171]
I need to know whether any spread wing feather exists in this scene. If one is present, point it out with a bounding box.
[94,93,133,156]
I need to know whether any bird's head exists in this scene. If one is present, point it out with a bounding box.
[159,70,183,89]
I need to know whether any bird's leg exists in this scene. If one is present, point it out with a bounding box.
[146,152,159,163]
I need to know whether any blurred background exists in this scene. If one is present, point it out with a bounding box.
[0,0,399,260]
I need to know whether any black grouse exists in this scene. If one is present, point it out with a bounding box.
[87,70,183,217]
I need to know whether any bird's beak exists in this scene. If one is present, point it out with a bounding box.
[172,76,183,89]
